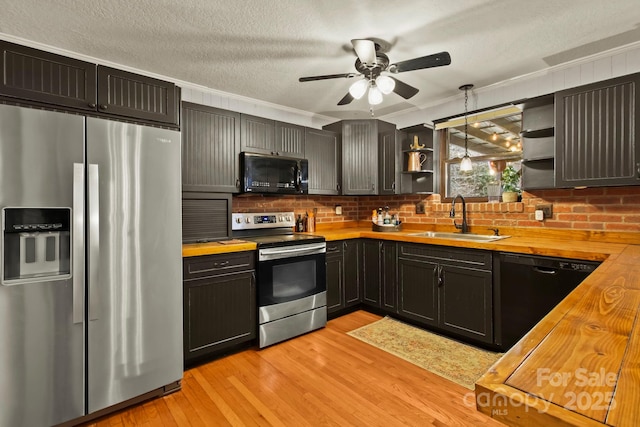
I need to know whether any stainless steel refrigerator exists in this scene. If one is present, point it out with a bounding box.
[0,104,183,426]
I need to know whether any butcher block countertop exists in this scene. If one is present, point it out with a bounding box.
[182,223,640,426]
[182,239,256,257]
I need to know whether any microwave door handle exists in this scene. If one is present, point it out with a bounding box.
[296,162,302,191]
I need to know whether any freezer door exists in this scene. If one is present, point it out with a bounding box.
[0,105,85,427]
[86,118,183,413]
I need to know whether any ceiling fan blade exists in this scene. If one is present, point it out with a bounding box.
[389,51,451,73]
[337,92,354,105]
[390,77,419,99]
[299,73,357,82]
[351,39,377,66]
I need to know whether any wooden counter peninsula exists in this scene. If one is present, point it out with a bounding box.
[183,222,640,426]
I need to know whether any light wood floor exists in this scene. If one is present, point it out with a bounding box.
[85,311,505,426]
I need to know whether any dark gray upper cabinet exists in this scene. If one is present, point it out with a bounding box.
[275,122,305,158]
[0,41,179,126]
[305,128,341,194]
[96,66,179,125]
[182,102,241,193]
[378,122,399,195]
[240,114,276,154]
[240,115,305,158]
[555,73,640,187]
[324,119,397,195]
[0,40,97,111]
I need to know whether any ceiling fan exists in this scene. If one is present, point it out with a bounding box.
[298,39,451,106]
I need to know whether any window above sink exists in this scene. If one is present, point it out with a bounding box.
[435,105,523,201]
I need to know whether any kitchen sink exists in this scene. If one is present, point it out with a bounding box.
[409,231,510,242]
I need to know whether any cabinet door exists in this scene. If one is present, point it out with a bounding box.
[182,103,241,193]
[439,265,493,344]
[275,122,305,158]
[381,241,397,312]
[397,257,438,327]
[97,66,178,125]
[555,74,640,187]
[183,270,256,362]
[326,242,344,314]
[340,120,378,195]
[0,40,97,111]
[361,240,381,307]
[306,128,341,195]
[378,124,399,195]
[344,240,361,306]
[240,114,276,154]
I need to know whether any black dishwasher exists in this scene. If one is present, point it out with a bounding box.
[494,253,600,350]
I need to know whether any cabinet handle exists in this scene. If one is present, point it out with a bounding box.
[214,261,229,268]
[99,104,108,110]
[88,103,96,108]
[438,265,444,286]
[392,182,396,191]
[327,246,340,252]
[336,183,341,192]
[235,178,240,188]
[637,163,640,179]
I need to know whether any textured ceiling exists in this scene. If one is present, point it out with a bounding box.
[1,0,640,120]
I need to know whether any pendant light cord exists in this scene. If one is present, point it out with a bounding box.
[464,87,469,155]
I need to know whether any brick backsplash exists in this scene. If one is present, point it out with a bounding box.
[232,186,640,232]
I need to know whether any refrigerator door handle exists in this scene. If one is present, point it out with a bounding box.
[73,163,85,324]
[88,163,100,321]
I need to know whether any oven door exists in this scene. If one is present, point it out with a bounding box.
[257,242,326,307]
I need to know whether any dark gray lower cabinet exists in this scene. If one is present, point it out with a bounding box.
[439,264,492,343]
[326,240,361,315]
[397,243,493,344]
[397,257,438,326]
[183,252,256,364]
[361,240,396,311]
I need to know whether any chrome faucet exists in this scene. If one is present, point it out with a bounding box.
[450,194,469,233]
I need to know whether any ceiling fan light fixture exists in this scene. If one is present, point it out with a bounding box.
[349,79,368,99]
[368,84,383,105]
[375,75,395,95]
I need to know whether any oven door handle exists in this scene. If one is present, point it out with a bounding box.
[259,242,326,261]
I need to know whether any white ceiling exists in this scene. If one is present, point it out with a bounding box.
[1,0,640,121]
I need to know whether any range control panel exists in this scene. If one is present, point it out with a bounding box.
[232,212,295,230]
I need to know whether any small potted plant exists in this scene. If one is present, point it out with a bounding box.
[501,165,521,202]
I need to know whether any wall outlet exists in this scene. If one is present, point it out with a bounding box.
[335,205,342,215]
[535,204,553,218]
[416,202,425,214]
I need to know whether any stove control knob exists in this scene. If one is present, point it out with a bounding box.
[235,217,242,224]
[245,217,251,224]
[286,215,292,222]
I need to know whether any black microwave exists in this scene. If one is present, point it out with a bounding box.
[241,152,308,194]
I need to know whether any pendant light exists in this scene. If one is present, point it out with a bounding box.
[459,84,474,172]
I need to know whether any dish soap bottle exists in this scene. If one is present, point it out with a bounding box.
[372,209,377,224]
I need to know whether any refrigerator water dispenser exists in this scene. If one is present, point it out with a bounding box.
[2,207,71,285]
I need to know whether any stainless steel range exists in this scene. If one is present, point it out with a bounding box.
[232,212,327,348]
